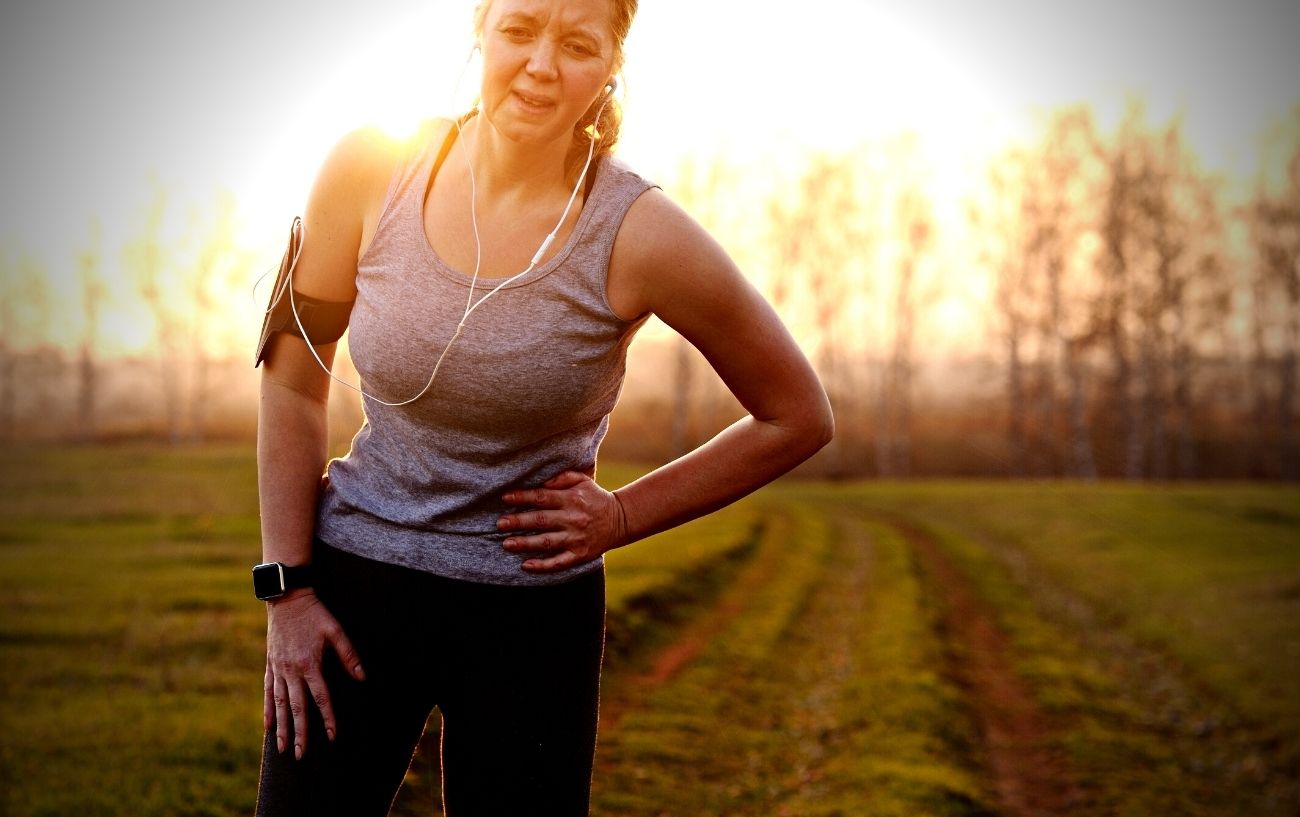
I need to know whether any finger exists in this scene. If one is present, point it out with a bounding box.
[522,551,582,573]
[305,671,337,743]
[263,664,275,732]
[543,470,589,490]
[287,676,309,759]
[501,487,564,509]
[274,675,291,755]
[502,531,569,553]
[498,508,573,532]
[327,625,366,683]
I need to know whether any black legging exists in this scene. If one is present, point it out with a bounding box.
[255,540,606,817]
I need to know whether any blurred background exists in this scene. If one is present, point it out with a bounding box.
[3,5,1299,815]
[2,0,1298,479]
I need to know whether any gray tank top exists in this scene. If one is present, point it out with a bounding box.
[315,120,654,586]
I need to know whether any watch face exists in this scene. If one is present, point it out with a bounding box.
[252,563,285,600]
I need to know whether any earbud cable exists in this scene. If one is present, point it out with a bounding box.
[272,73,611,407]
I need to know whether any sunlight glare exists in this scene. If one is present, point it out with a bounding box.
[236,2,475,254]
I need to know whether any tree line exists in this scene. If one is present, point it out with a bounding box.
[972,103,1298,479]
[664,101,1299,480]
[1,101,1297,479]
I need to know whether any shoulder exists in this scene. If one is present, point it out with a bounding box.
[290,122,442,299]
[617,185,732,279]
[309,121,436,211]
[607,185,743,320]
[304,120,450,267]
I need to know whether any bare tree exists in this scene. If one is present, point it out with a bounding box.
[183,192,246,442]
[1096,103,1157,479]
[124,181,184,442]
[76,221,105,442]
[0,246,16,442]
[1141,123,1226,479]
[1022,108,1103,478]
[977,111,1102,479]
[972,153,1033,476]
[877,185,933,477]
[1244,105,1300,479]
[0,248,54,440]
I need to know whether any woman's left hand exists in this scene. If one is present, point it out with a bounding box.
[499,471,629,573]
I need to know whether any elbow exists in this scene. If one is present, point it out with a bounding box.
[788,394,835,462]
[809,400,836,455]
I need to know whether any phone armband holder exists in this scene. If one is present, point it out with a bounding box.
[254,217,356,367]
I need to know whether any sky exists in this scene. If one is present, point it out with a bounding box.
[2,0,1298,352]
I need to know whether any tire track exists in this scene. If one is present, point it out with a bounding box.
[593,503,991,815]
[597,511,796,733]
[880,512,1081,817]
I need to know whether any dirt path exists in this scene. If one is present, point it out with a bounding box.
[598,512,794,733]
[883,513,1081,817]
[592,505,889,814]
[593,503,1081,815]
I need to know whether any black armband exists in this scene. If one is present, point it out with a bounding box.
[254,217,355,368]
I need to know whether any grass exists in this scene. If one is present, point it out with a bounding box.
[805,479,1300,815]
[0,445,264,817]
[829,481,1300,736]
[0,445,763,816]
[1,444,1297,815]
[592,500,993,816]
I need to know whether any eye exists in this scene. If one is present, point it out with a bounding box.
[500,25,533,41]
[565,40,598,57]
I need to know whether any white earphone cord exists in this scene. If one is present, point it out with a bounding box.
[270,75,613,408]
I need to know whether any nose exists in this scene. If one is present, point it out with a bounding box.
[525,38,559,82]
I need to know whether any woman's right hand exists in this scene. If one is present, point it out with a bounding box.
[264,590,366,759]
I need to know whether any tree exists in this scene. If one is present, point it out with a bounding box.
[1095,105,1231,480]
[183,192,246,442]
[0,247,54,440]
[1037,110,1103,479]
[877,184,933,477]
[1139,124,1225,479]
[972,150,1031,476]
[124,181,184,442]
[1244,105,1300,479]
[76,221,105,441]
[976,110,1103,478]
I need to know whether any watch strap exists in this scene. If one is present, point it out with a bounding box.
[279,563,314,590]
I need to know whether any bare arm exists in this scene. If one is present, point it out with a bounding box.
[257,126,398,758]
[608,189,833,538]
[499,188,833,570]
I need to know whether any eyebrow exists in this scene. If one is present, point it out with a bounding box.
[497,11,605,47]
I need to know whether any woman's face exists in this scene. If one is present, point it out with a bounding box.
[477,0,616,150]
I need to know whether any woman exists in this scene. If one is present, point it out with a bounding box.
[253,0,833,813]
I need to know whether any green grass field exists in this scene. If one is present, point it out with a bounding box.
[1,444,1297,816]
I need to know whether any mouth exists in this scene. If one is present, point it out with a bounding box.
[511,89,556,114]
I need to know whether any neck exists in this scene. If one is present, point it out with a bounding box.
[462,116,574,201]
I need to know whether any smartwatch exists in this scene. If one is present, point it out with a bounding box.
[251,562,314,601]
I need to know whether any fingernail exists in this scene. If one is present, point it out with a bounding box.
[277,737,285,753]
[497,518,509,530]
[295,743,303,760]
[354,664,366,681]
[327,728,336,741]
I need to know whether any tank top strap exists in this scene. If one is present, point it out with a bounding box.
[370,119,457,245]
[566,156,656,280]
